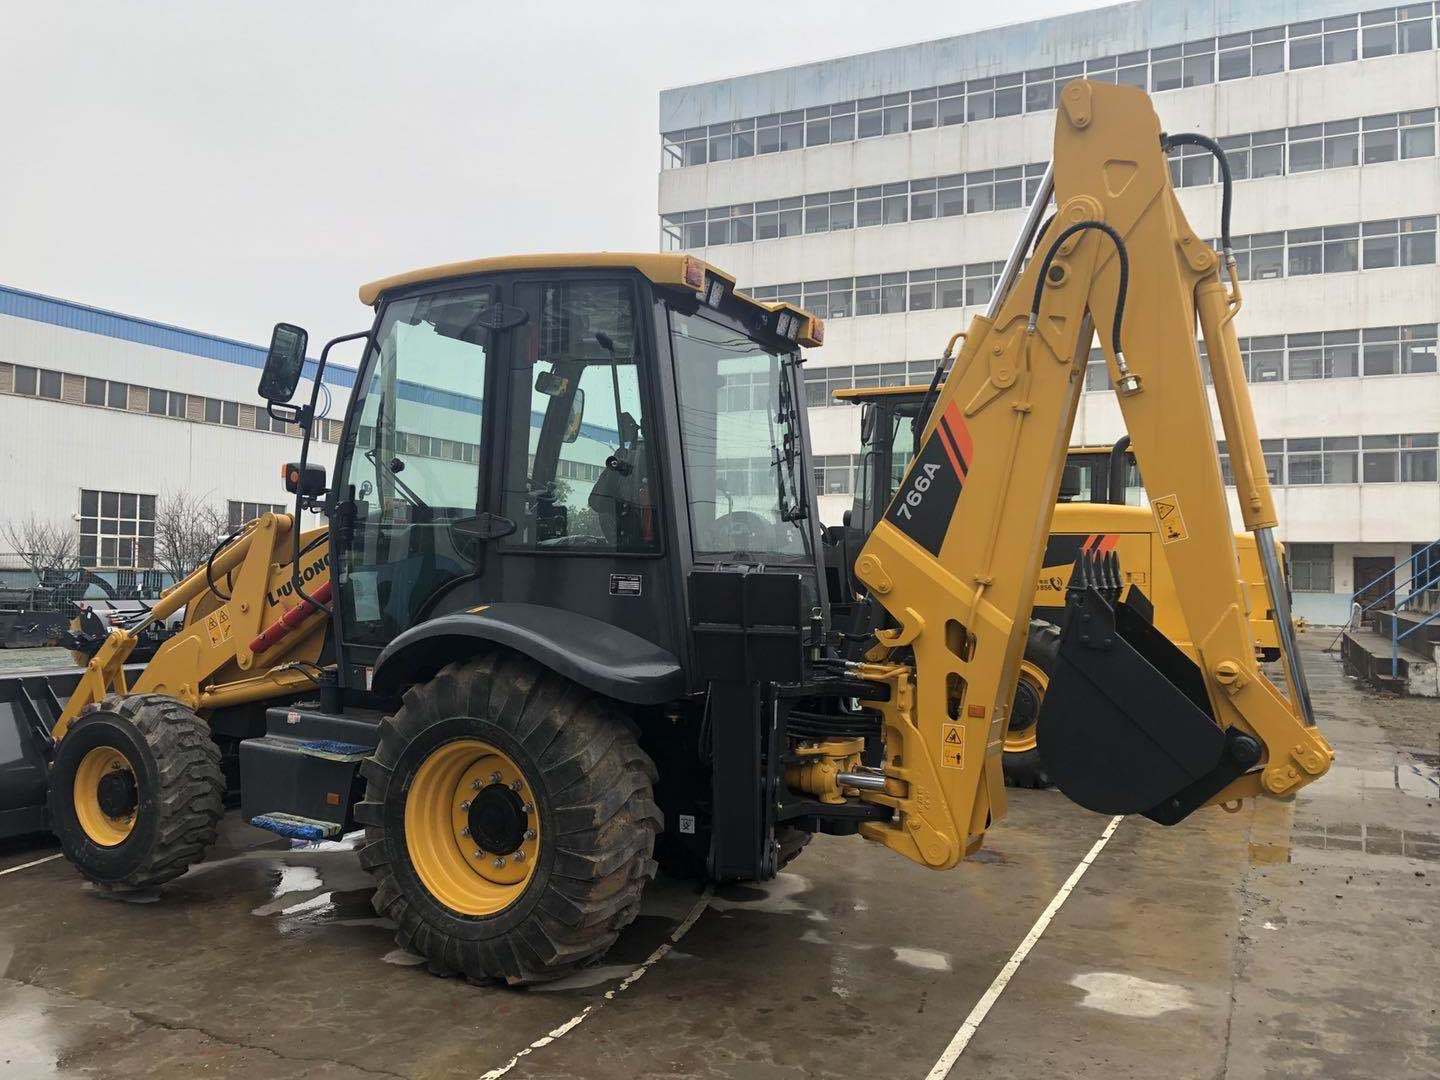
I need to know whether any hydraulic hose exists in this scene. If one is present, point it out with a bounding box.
[204,525,245,603]
[1029,219,1130,359]
[1163,131,1234,266]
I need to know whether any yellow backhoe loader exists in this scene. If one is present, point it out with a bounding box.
[23,80,1329,986]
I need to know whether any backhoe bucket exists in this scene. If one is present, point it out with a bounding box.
[1036,552,1258,822]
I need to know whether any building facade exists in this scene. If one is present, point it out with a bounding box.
[0,285,351,588]
[658,0,1440,622]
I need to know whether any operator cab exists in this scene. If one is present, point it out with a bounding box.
[263,254,828,698]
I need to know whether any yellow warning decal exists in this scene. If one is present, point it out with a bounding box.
[205,609,233,647]
[1152,493,1189,545]
[940,723,965,770]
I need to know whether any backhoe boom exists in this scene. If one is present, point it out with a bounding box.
[851,80,1333,869]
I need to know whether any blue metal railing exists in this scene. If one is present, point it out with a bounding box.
[1337,539,1440,676]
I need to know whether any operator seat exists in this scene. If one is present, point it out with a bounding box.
[589,411,653,547]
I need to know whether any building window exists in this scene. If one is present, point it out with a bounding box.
[84,377,106,406]
[13,365,37,395]
[1362,433,1439,481]
[1228,216,1437,282]
[660,9,1440,171]
[1288,544,1334,592]
[812,454,862,495]
[663,107,1440,248]
[79,488,155,569]
[38,369,62,399]
[227,501,287,531]
[1215,433,1439,487]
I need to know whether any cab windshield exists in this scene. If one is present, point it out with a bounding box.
[670,310,809,561]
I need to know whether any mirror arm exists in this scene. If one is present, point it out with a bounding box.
[288,329,372,617]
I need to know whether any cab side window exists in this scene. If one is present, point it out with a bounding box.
[502,280,660,553]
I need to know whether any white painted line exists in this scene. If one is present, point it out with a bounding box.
[0,853,63,877]
[925,815,1125,1080]
[478,885,713,1080]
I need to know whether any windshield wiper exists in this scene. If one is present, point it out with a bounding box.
[769,356,812,549]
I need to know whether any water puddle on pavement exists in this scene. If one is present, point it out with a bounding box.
[1285,750,1439,865]
[1069,972,1194,1018]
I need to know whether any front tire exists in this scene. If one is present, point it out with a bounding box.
[48,694,224,889]
[1003,621,1059,789]
[357,652,661,985]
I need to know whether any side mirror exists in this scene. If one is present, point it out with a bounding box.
[562,388,586,443]
[258,323,309,403]
[859,402,876,445]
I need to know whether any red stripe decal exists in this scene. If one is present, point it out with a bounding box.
[1100,534,1119,555]
[1082,534,1098,553]
[942,403,974,468]
[934,421,965,478]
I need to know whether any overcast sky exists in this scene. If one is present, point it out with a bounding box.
[1,1,1109,356]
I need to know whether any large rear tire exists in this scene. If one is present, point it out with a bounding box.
[48,694,224,889]
[357,652,661,985]
[1003,621,1060,790]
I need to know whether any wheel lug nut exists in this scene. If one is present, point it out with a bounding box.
[473,848,484,858]
[460,826,470,837]
[492,856,506,868]
[460,800,471,811]
[490,771,501,784]
[509,779,522,791]
[471,779,483,790]
[521,803,533,814]
[523,829,535,842]
[512,850,525,862]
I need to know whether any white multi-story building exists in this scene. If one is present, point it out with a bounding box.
[0,284,350,588]
[658,0,1440,622]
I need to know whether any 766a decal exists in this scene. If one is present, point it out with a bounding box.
[887,404,973,556]
[894,461,942,520]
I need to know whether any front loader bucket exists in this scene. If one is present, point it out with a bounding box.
[1036,552,1258,823]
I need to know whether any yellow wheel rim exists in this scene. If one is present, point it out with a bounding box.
[73,746,138,846]
[1005,660,1049,755]
[404,738,541,917]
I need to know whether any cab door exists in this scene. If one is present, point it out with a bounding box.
[468,273,672,645]
[332,284,496,657]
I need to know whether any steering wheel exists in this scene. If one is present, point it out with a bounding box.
[712,510,777,550]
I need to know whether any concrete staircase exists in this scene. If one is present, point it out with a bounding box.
[1341,595,1440,698]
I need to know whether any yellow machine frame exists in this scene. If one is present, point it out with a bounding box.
[850,81,1332,869]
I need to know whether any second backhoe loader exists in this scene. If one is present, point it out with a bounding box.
[33,79,1330,986]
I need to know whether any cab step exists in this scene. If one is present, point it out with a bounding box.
[249,812,343,841]
[239,704,385,839]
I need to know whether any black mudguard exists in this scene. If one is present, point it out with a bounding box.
[372,603,685,706]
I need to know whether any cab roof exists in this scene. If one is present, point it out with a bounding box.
[832,384,931,403]
[357,252,824,348]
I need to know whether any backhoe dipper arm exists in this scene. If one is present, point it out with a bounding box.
[850,80,1333,870]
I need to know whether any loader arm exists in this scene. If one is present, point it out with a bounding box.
[51,513,332,741]
[851,80,1332,869]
